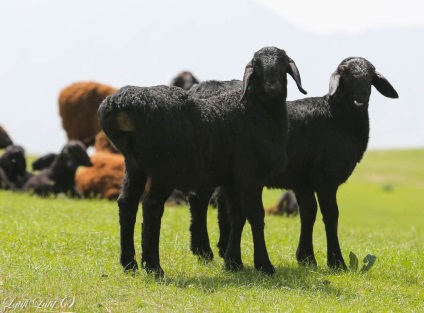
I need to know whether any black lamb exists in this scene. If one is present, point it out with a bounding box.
[0,145,32,190]
[23,140,92,197]
[188,56,399,270]
[98,46,307,276]
[170,71,200,91]
[32,153,58,171]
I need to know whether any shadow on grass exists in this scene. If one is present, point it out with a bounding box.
[128,264,350,297]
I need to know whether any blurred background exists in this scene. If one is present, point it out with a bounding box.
[1,0,423,154]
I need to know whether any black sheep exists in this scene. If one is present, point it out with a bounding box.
[23,140,92,197]
[0,145,31,190]
[98,46,307,276]
[32,153,57,171]
[189,57,399,269]
[170,71,199,91]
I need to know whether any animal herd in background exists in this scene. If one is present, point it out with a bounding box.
[0,45,399,277]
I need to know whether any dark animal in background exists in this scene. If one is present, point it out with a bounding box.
[212,57,398,269]
[59,81,117,145]
[32,153,57,171]
[170,71,199,91]
[23,140,92,197]
[266,190,299,216]
[0,125,13,149]
[98,46,307,276]
[0,145,32,189]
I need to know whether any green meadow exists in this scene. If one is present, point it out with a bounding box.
[0,149,423,312]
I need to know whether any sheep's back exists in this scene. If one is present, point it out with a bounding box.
[99,85,260,189]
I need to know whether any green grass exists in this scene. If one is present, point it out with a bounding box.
[1,149,423,312]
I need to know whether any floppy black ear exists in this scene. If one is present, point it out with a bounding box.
[287,57,307,95]
[240,61,254,102]
[372,71,399,99]
[328,71,341,96]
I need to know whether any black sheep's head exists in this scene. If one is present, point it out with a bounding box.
[61,140,92,168]
[328,57,399,109]
[0,145,27,179]
[32,153,58,171]
[240,46,307,102]
[170,71,200,91]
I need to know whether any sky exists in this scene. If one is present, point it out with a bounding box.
[257,0,424,34]
[0,0,423,154]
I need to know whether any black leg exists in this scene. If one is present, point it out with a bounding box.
[141,182,173,277]
[240,186,275,275]
[188,188,215,261]
[294,189,318,267]
[117,165,146,272]
[222,187,246,271]
[316,186,347,269]
[216,188,231,259]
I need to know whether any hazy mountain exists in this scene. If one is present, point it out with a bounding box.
[1,0,422,154]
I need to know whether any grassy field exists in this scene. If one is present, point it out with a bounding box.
[0,149,423,312]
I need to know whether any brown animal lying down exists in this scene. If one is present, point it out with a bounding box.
[75,151,124,200]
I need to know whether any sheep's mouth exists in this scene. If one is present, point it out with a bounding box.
[354,100,368,107]
[264,83,282,96]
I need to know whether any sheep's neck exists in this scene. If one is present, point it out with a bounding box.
[252,87,288,117]
[328,94,370,159]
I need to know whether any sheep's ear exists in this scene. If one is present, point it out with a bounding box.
[372,71,399,99]
[287,57,307,95]
[328,72,341,96]
[240,61,254,102]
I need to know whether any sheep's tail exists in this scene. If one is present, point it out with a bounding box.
[116,112,136,132]
[97,99,136,155]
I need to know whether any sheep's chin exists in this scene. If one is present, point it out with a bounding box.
[354,100,364,107]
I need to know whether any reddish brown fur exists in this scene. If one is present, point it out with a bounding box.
[75,152,124,200]
[59,82,116,142]
[94,131,120,154]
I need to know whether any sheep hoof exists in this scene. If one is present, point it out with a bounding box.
[296,256,318,268]
[255,261,276,275]
[143,263,165,278]
[225,259,244,272]
[192,247,214,262]
[296,249,318,267]
[327,258,347,271]
[122,259,138,273]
